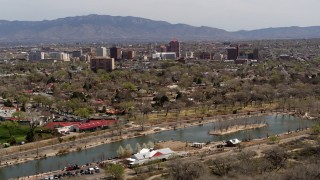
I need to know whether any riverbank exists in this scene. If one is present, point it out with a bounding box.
[0,111,291,169]
[209,123,268,135]
[18,128,313,180]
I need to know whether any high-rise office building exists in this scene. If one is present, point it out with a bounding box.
[110,47,122,60]
[91,57,115,72]
[227,47,238,60]
[200,52,213,60]
[127,51,135,59]
[168,40,181,58]
[96,47,107,57]
[253,49,259,60]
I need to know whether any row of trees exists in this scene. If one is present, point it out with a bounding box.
[116,141,155,158]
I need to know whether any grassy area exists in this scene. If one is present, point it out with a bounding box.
[0,123,29,144]
[0,122,54,144]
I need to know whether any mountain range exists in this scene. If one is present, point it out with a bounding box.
[0,14,320,43]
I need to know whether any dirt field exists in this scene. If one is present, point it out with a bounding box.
[156,140,190,151]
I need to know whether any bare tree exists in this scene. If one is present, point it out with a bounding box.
[263,147,288,172]
[25,111,41,142]
[169,158,209,180]
[137,103,153,131]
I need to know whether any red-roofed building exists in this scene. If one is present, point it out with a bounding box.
[45,119,116,133]
[73,120,116,132]
[7,117,32,123]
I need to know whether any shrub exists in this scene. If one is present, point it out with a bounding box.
[7,136,17,145]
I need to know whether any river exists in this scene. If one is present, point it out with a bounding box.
[0,114,314,179]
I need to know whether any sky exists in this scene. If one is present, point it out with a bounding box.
[1,0,320,31]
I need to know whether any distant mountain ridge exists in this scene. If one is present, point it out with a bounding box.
[0,14,319,43]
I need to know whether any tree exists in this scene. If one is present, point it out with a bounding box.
[163,101,174,117]
[124,144,133,157]
[138,103,152,131]
[4,99,14,107]
[117,101,135,122]
[105,164,125,180]
[3,121,19,139]
[74,107,92,118]
[207,156,235,176]
[263,147,288,171]
[12,111,26,121]
[122,82,137,91]
[16,95,29,110]
[117,145,125,158]
[283,162,320,180]
[147,141,154,148]
[169,158,209,180]
[135,143,141,153]
[142,143,148,149]
[25,111,40,142]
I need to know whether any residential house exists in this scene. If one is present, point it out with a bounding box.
[0,107,17,118]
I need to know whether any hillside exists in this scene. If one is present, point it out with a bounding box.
[0,14,319,43]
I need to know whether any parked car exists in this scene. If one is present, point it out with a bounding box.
[88,167,95,174]
[94,166,100,173]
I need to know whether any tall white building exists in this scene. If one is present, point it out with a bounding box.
[96,47,107,57]
[58,52,70,61]
[49,52,70,61]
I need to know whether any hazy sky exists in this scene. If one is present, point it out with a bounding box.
[1,0,319,31]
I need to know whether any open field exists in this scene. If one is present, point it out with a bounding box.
[0,124,29,143]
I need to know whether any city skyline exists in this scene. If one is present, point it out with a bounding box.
[0,0,319,31]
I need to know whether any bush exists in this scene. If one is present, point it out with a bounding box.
[269,135,280,144]
[105,164,125,180]
[58,137,64,143]
[68,136,76,141]
[263,147,288,171]
[57,148,70,155]
[311,124,320,135]
[7,136,17,145]
[169,158,209,179]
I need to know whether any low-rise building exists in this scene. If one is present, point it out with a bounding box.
[0,107,17,118]
[152,52,176,60]
[126,148,175,166]
[45,119,116,134]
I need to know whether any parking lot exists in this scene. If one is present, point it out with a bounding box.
[38,164,104,180]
